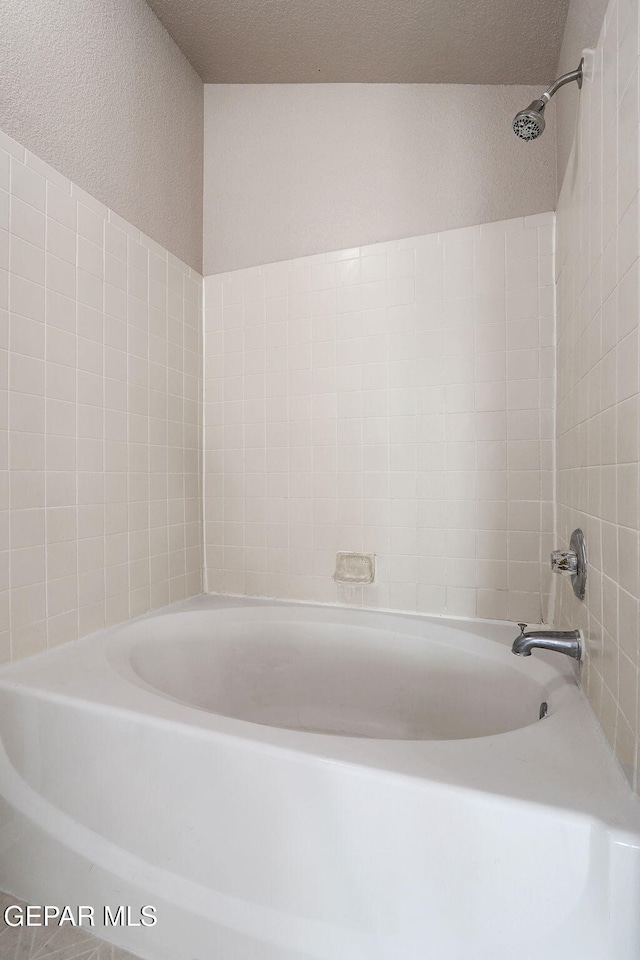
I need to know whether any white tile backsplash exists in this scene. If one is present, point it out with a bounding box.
[0,128,203,663]
[204,214,555,621]
[555,0,640,795]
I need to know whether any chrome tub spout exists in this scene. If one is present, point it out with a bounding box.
[512,623,582,660]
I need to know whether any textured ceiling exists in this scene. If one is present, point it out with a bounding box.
[145,0,570,84]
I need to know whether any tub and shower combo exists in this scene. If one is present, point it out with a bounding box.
[1,50,640,960]
[0,594,638,960]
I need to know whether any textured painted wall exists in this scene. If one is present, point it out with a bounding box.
[203,84,557,274]
[204,213,555,623]
[555,0,640,796]
[1,0,203,272]
[554,0,609,190]
[0,127,203,664]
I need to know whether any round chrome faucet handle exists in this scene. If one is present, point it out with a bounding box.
[550,550,579,574]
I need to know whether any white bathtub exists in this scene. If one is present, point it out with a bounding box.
[0,594,639,960]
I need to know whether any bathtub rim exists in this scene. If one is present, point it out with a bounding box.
[0,593,638,834]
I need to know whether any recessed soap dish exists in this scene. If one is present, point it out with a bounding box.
[334,553,376,584]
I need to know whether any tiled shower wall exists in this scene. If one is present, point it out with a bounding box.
[0,128,203,664]
[555,0,640,792]
[204,214,555,622]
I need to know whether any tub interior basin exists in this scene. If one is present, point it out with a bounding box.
[127,613,553,740]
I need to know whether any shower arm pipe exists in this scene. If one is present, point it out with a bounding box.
[540,59,584,104]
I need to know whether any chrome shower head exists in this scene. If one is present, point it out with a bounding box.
[513,100,546,141]
[512,58,584,141]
